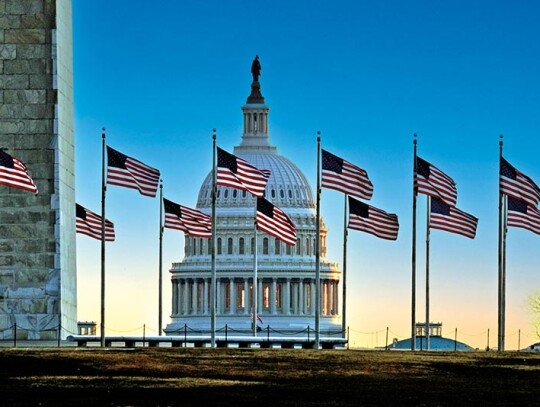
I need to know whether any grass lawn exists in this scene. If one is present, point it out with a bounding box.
[1,348,539,406]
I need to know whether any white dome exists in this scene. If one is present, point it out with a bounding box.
[196,151,315,209]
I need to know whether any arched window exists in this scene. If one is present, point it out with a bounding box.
[227,237,233,255]
[224,189,228,198]
[263,237,269,255]
[233,190,237,198]
[288,189,292,199]
[305,238,310,256]
[217,238,222,255]
[296,239,301,255]
[239,237,245,255]
[271,189,276,198]
[280,189,284,198]
[274,239,281,255]
[242,190,247,198]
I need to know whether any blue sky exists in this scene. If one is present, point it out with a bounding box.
[73,0,540,349]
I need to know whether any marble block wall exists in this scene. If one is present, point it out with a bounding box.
[0,0,76,340]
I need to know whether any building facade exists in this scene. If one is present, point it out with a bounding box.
[165,62,342,337]
[0,0,76,339]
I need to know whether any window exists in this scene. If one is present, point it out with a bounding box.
[286,244,291,255]
[224,189,228,198]
[271,189,276,198]
[227,237,233,255]
[274,239,281,255]
[242,190,247,198]
[192,238,196,256]
[217,238,222,255]
[263,237,269,255]
[199,238,203,255]
[305,238,310,256]
[296,239,301,255]
[239,237,245,255]
[237,283,245,308]
[232,190,237,198]
[251,237,255,254]
[280,189,284,198]
[263,283,270,309]
[288,189,292,199]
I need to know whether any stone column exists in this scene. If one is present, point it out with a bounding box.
[292,280,299,314]
[192,280,198,314]
[203,278,209,315]
[183,279,189,315]
[216,278,221,315]
[285,278,291,315]
[298,280,304,315]
[172,280,178,315]
[333,280,339,315]
[229,278,236,315]
[257,279,263,315]
[310,279,316,316]
[244,279,250,315]
[270,279,277,315]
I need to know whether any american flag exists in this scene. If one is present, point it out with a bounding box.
[321,149,373,200]
[217,147,270,197]
[500,156,540,208]
[256,197,297,245]
[0,149,38,194]
[416,156,457,206]
[507,196,540,235]
[163,198,212,238]
[430,197,478,239]
[107,146,160,198]
[347,196,399,240]
[76,203,115,242]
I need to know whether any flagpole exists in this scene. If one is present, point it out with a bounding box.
[211,130,217,347]
[497,134,505,351]
[100,128,107,347]
[253,208,258,336]
[342,194,348,337]
[411,134,418,351]
[425,195,431,351]
[158,180,164,335]
[315,133,321,349]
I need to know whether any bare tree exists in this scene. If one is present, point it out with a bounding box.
[528,292,540,339]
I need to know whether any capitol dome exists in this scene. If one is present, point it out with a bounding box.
[197,152,315,210]
[165,59,343,347]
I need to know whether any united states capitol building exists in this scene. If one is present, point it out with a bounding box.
[164,60,343,340]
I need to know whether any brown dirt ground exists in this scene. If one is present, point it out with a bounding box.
[1,348,539,406]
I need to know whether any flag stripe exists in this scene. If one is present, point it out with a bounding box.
[500,157,540,208]
[430,197,478,239]
[163,198,212,238]
[256,198,297,245]
[321,149,373,200]
[217,147,270,197]
[0,151,38,194]
[106,146,160,197]
[75,204,115,242]
[507,196,540,235]
[347,196,399,240]
[416,156,457,206]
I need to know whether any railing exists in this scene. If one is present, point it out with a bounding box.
[1,322,537,351]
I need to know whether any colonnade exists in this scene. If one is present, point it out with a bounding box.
[172,277,339,317]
